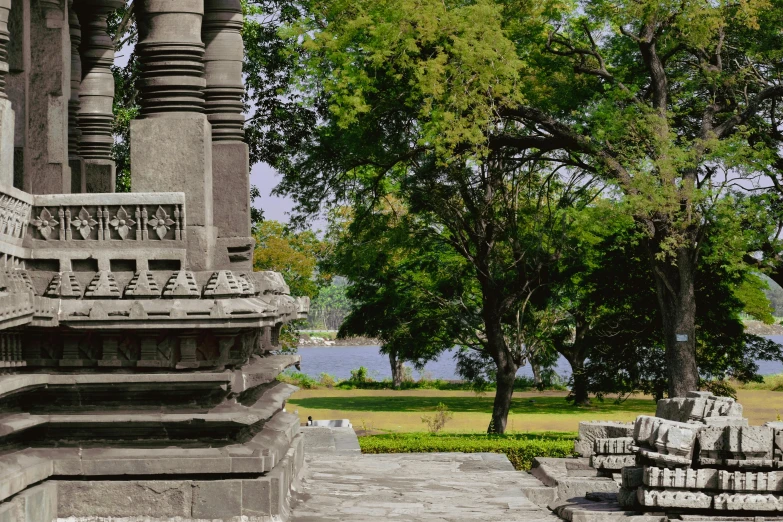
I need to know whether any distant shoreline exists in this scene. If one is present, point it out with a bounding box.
[298,323,783,347]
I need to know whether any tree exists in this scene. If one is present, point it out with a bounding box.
[253,220,328,299]
[308,280,352,330]
[324,203,469,389]
[507,0,783,397]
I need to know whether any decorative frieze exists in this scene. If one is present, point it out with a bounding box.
[163,270,200,298]
[0,194,32,241]
[29,194,186,242]
[594,437,635,455]
[637,487,712,509]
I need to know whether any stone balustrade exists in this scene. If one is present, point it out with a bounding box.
[28,193,186,243]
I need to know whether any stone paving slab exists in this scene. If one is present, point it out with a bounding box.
[291,431,561,521]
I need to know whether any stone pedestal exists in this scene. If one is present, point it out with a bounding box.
[212,142,249,238]
[131,114,215,270]
[84,159,114,193]
[0,98,12,187]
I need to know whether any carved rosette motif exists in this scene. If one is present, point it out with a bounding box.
[110,206,136,239]
[71,207,97,239]
[135,0,207,116]
[0,0,10,98]
[74,0,124,160]
[31,208,59,240]
[203,0,244,141]
[148,205,175,239]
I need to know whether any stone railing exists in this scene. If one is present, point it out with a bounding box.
[0,186,34,247]
[28,193,186,243]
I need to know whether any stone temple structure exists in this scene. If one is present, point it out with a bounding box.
[0,1,309,520]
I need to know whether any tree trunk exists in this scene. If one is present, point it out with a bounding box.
[531,362,541,386]
[649,245,699,398]
[389,350,404,389]
[564,352,590,406]
[489,358,517,434]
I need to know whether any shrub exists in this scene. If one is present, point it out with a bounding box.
[350,366,370,383]
[359,432,576,471]
[318,373,337,388]
[278,370,318,389]
[421,402,454,433]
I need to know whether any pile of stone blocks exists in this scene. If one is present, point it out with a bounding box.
[619,391,783,516]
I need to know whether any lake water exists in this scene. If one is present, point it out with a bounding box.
[296,336,783,381]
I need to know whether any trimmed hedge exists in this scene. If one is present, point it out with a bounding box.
[358,432,577,471]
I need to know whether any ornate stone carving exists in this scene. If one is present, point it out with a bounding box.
[204,270,242,297]
[85,271,121,298]
[109,206,136,239]
[135,0,206,116]
[74,0,123,160]
[203,0,244,140]
[148,205,175,239]
[0,0,10,98]
[31,208,59,240]
[71,207,97,239]
[125,270,162,298]
[45,272,82,298]
[163,270,200,298]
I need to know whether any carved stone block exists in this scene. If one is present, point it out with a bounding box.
[644,467,717,490]
[591,454,636,470]
[594,437,635,455]
[656,393,743,424]
[621,467,644,489]
[575,421,635,457]
[698,425,774,461]
[637,487,712,509]
[713,492,783,511]
[634,415,700,461]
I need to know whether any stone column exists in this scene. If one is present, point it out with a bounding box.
[0,0,13,188]
[203,0,252,270]
[75,0,121,193]
[67,0,84,192]
[20,0,71,194]
[131,0,216,271]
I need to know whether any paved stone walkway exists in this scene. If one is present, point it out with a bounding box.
[291,428,560,521]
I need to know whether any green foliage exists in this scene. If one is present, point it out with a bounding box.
[700,379,738,400]
[736,274,776,324]
[737,373,783,392]
[317,373,337,388]
[349,366,371,384]
[421,402,454,434]
[358,432,576,471]
[308,281,352,330]
[253,220,329,299]
[107,6,137,192]
[278,370,318,389]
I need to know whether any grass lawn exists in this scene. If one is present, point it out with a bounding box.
[287,388,783,433]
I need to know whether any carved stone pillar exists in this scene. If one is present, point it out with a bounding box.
[0,0,13,187]
[23,0,71,194]
[203,0,251,270]
[0,0,9,99]
[0,0,15,187]
[68,0,84,192]
[75,0,122,193]
[131,0,216,271]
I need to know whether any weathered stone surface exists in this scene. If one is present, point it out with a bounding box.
[637,486,712,509]
[0,99,13,187]
[57,480,193,517]
[656,394,743,424]
[591,454,637,470]
[698,425,774,461]
[595,437,635,455]
[713,492,783,511]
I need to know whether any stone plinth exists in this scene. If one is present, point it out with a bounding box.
[131,115,215,270]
